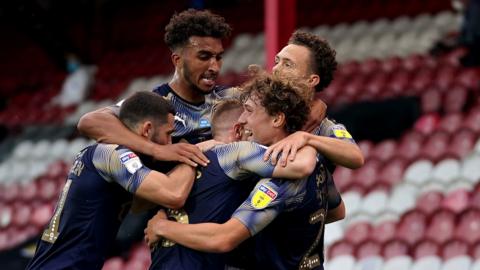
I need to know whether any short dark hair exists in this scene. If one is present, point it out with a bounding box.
[240,75,311,134]
[289,31,337,92]
[164,9,232,51]
[119,91,175,130]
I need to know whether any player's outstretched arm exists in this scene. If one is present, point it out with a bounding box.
[78,107,209,167]
[145,210,249,253]
[135,164,196,209]
[265,131,364,169]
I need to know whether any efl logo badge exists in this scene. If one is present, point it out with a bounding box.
[332,127,352,139]
[251,184,277,209]
[119,151,143,174]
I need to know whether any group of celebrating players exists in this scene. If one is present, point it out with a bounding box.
[26,8,364,270]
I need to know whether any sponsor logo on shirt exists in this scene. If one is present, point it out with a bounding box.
[199,118,210,128]
[119,151,143,174]
[251,184,277,209]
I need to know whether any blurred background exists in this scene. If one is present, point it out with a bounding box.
[0,0,479,269]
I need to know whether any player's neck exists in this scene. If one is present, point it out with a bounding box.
[169,74,205,104]
[268,130,289,146]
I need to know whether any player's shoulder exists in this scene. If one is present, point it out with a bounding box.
[94,143,136,158]
[152,83,171,97]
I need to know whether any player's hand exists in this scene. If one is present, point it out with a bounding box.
[153,143,209,167]
[144,210,168,249]
[303,98,327,132]
[196,140,223,152]
[264,131,309,167]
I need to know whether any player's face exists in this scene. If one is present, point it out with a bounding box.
[272,44,312,83]
[151,114,175,145]
[179,36,224,94]
[238,95,277,145]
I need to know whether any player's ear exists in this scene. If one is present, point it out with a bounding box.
[307,74,320,89]
[272,113,285,128]
[233,123,244,141]
[140,121,154,139]
[171,52,181,67]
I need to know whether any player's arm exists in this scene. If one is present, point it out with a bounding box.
[325,174,345,224]
[135,164,196,209]
[264,131,364,169]
[77,106,208,167]
[145,178,285,252]
[94,145,196,209]
[326,200,345,224]
[145,210,250,253]
[271,145,317,179]
[234,142,316,180]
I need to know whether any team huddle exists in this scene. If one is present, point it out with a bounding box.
[26,9,364,270]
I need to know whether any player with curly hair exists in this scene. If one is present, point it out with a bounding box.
[145,75,345,270]
[264,30,364,171]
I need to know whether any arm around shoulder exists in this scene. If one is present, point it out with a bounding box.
[135,164,196,209]
[304,133,364,169]
[77,106,121,142]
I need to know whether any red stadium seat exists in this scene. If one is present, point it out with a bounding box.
[371,220,397,244]
[352,159,381,190]
[18,181,37,203]
[357,140,374,160]
[38,179,60,202]
[402,54,428,71]
[31,203,54,229]
[412,238,441,260]
[332,166,354,192]
[355,239,382,259]
[328,239,355,259]
[437,113,463,135]
[441,239,470,260]
[341,74,365,101]
[455,209,480,245]
[462,108,480,134]
[386,69,410,97]
[382,239,410,259]
[442,189,470,214]
[2,184,19,203]
[443,84,469,114]
[12,202,32,228]
[434,65,458,90]
[344,222,373,245]
[396,209,428,245]
[364,72,388,98]
[419,130,449,162]
[380,56,403,73]
[446,129,476,159]
[410,67,435,94]
[397,131,425,161]
[359,59,381,75]
[370,140,397,163]
[470,241,480,259]
[415,191,444,215]
[425,209,456,245]
[414,114,440,136]
[420,88,442,114]
[338,61,360,77]
[377,157,408,186]
[457,69,480,89]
